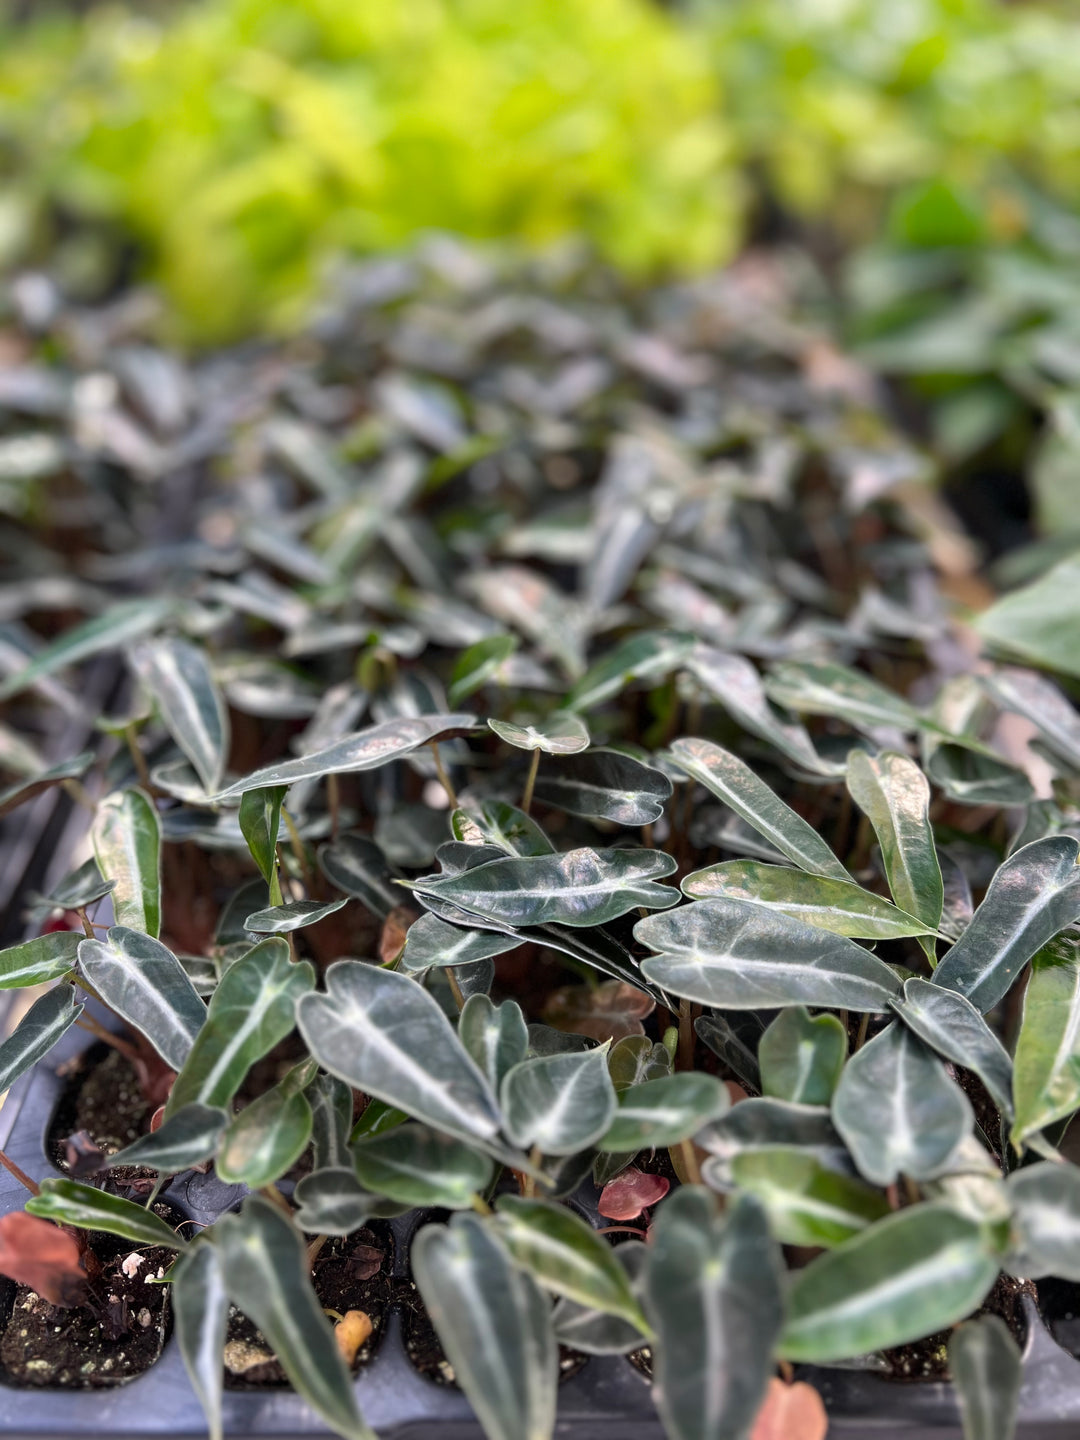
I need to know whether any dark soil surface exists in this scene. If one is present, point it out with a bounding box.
[224,1225,393,1388]
[0,1223,176,1388]
[48,1045,153,1160]
[882,1272,1035,1381]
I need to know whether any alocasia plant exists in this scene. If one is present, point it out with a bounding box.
[3,247,1080,1440]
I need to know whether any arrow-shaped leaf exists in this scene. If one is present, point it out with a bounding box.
[779,1204,999,1362]
[950,1315,1022,1440]
[644,1187,783,1440]
[239,785,287,906]
[0,983,82,1095]
[637,898,901,1012]
[244,898,347,934]
[891,977,1014,1122]
[729,1147,889,1248]
[78,926,205,1071]
[1006,1161,1080,1279]
[682,860,934,940]
[0,751,94,818]
[766,661,921,735]
[488,713,590,754]
[129,637,229,793]
[412,846,678,929]
[934,836,1080,1013]
[846,750,942,963]
[167,939,315,1115]
[211,713,480,800]
[831,1022,973,1186]
[666,738,849,882]
[217,1198,374,1440]
[91,787,161,938]
[110,1104,227,1173]
[501,1045,616,1156]
[531,748,673,825]
[217,1063,315,1188]
[412,1214,557,1440]
[352,1124,493,1208]
[298,961,501,1144]
[758,1008,847,1107]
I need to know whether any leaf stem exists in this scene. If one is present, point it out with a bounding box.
[124,723,153,793]
[73,1014,143,1066]
[429,742,459,809]
[854,1011,870,1051]
[676,998,694,1071]
[0,1148,40,1196]
[280,808,315,893]
[678,1138,703,1187]
[76,907,96,939]
[521,749,541,814]
[446,967,466,1012]
[260,1185,293,1218]
[327,773,341,843]
[469,1193,493,1216]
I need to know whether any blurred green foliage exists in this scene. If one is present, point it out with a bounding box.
[0,0,736,339]
[0,0,1078,347]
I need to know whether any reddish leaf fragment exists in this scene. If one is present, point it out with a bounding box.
[379,906,418,965]
[751,1378,828,1440]
[544,980,655,1043]
[598,1167,670,1221]
[347,1242,385,1281]
[0,1211,87,1307]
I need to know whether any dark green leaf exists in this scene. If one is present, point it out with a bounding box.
[78,926,206,1071]
[780,1205,999,1362]
[501,1046,616,1155]
[352,1124,493,1208]
[831,1023,972,1186]
[636,898,901,1011]
[211,713,480,801]
[174,1244,227,1440]
[412,1214,557,1440]
[687,647,843,777]
[1012,937,1080,1145]
[448,633,518,707]
[599,1073,728,1152]
[110,1104,227,1172]
[950,1315,1022,1440]
[666,738,850,882]
[488,713,590,754]
[892,977,1014,1122]
[495,1196,649,1332]
[644,1188,783,1440]
[413,846,678,929]
[552,1242,648,1355]
[452,799,555,856]
[167,939,315,1114]
[682,859,933,940]
[0,598,174,701]
[766,661,920,735]
[217,1066,314,1188]
[318,835,401,918]
[292,1168,408,1235]
[27,1179,185,1249]
[846,750,942,964]
[759,1007,847,1106]
[564,631,695,713]
[459,994,529,1091]
[934,837,1080,1013]
[974,553,1080,678]
[238,785,287,906]
[129,637,229,793]
[0,930,81,989]
[1006,1161,1080,1279]
[217,1198,373,1440]
[987,666,1080,774]
[531,748,673,825]
[244,898,347,934]
[0,983,82,1095]
[399,912,521,972]
[309,1075,353,1172]
[298,961,501,1144]
[0,751,94,818]
[730,1147,890,1247]
[91,787,161,937]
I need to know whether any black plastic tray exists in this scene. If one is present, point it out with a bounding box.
[4,1026,1080,1438]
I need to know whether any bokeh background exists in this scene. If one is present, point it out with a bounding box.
[2,0,1080,547]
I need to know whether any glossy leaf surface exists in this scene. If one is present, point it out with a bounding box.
[934,837,1080,1013]
[78,926,205,1071]
[91,787,161,937]
[637,898,901,1012]
[129,636,229,792]
[831,1023,972,1186]
[298,961,501,1144]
